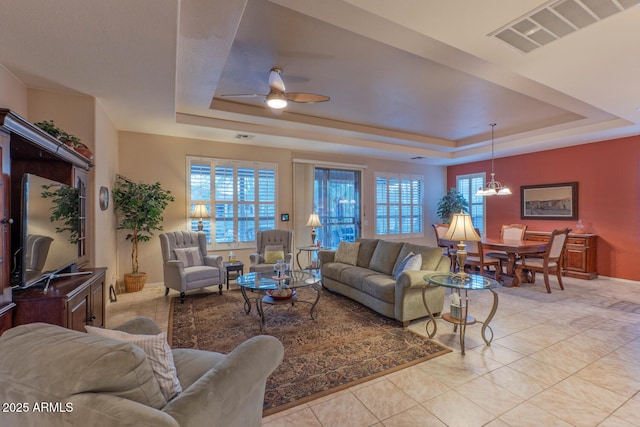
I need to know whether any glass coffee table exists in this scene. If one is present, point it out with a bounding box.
[423,272,499,355]
[237,270,322,332]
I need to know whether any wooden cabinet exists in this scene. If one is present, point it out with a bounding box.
[0,109,103,332]
[0,126,14,331]
[525,231,598,279]
[13,268,106,332]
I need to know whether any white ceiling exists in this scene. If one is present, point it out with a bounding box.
[1,0,639,165]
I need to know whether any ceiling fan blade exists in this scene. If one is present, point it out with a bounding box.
[220,93,266,98]
[286,92,330,103]
[268,68,286,92]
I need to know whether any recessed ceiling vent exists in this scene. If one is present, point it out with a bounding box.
[235,133,255,140]
[489,0,640,53]
[410,156,425,160]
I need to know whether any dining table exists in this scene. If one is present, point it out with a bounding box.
[481,238,548,286]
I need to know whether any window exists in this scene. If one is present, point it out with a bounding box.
[187,157,277,249]
[456,173,485,235]
[314,168,361,249]
[375,173,423,237]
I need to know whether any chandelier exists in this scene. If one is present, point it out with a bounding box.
[476,123,511,196]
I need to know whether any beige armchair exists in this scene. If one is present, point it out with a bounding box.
[0,319,284,427]
[249,229,294,272]
[159,231,224,303]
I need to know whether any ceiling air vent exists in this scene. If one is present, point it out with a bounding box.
[235,133,254,140]
[489,0,640,53]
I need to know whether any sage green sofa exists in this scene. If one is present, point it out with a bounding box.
[0,318,283,427]
[319,238,450,327]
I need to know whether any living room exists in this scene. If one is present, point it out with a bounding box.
[1,1,640,426]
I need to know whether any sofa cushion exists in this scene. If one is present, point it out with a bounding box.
[172,348,225,390]
[368,240,404,275]
[396,243,448,271]
[174,247,203,267]
[322,262,353,282]
[355,238,379,267]
[0,323,167,409]
[361,274,396,303]
[335,241,360,265]
[340,266,377,291]
[86,326,182,401]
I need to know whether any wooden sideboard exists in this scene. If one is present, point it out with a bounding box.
[525,231,598,279]
[13,268,106,332]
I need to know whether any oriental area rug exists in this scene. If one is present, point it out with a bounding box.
[168,287,451,416]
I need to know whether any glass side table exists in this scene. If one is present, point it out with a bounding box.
[423,273,499,355]
[296,246,321,270]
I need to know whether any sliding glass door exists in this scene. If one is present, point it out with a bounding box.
[314,168,361,249]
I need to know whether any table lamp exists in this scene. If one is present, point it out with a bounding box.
[443,211,480,279]
[306,213,322,245]
[191,204,210,231]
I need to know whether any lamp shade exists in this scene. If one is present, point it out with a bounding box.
[191,204,210,219]
[306,213,322,227]
[444,212,480,242]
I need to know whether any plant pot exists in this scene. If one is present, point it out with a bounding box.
[74,146,94,160]
[124,272,147,293]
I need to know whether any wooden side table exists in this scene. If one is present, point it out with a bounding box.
[223,261,244,290]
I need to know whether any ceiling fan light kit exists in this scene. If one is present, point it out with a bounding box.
[476,123,511,197]
[222,67,330,111]
[266,92,288,109]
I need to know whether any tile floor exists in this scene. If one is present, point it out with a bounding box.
[107,275,640,427]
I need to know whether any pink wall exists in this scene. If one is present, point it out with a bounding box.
[447,135,640,281]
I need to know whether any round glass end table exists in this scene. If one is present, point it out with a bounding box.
[237,270,322,332]
[423,273,499,355]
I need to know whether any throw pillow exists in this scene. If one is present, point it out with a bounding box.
[393,253,422,279]
[392,251,414,279]
[335,241,361,266]
[264,245,285,264]
[173,247,203,267]
[85,326,182,401]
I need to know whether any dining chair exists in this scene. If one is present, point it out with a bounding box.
[514,228,571,293]
[464,240,502,280]
[432,223,457,271]
[486,224,528,276]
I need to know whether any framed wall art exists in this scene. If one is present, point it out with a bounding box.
[521,182,578,220]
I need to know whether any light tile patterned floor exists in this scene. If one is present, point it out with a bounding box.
[107,276,640,427]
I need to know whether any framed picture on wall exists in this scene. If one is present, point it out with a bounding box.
[521,182,578,220]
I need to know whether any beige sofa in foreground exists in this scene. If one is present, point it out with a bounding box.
[0,318,283,427]
[319,238,450,326]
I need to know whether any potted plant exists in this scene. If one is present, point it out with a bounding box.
[113,174,174,292]
[436,188,469,223]
[34,120,94,160]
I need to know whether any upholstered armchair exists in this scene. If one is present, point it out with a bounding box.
[159,231,224,303]
[249,229,294,272]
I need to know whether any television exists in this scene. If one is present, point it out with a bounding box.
[18,173,80,288]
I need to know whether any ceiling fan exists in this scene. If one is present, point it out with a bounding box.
[221,67,330,110]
